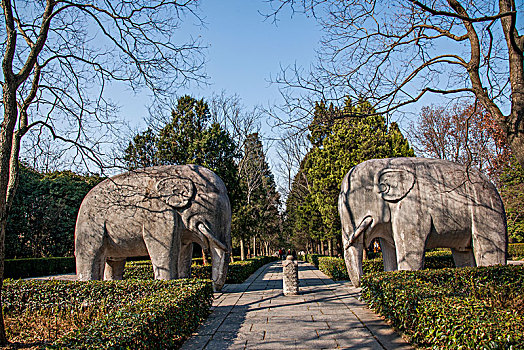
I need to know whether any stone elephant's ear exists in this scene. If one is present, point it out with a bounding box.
[155,177,195,208]
[377,169,416,202]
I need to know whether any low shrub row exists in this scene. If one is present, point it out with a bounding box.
[314,251,456,281]
[4,256,75,279]
[360,265,524,349]
[124,256,278,284]
[317,257,347,281]
[4,255,263,279]
[3,278,213,349]
[509,243,524,259]
[300,253,324,266]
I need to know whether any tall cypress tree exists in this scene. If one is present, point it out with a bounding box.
[284,97,414,254]
[233,133,281,259]
[124,95,240,207]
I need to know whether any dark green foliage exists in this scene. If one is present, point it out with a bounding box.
[123,256,278,284]
[499,160,524,243]
[4,257,75,278]
[317,257,347,281]
[123,128,158,169]
[3,279,213,349]
[284,163,324,251]
[233,133,281,254]
[305,254,324,267]
[124,95,241,208]
[284,98,414,252]
[361,265,524,349]
[122,260,155,280]
[362,258,384,275]
[6,166,102,258]
[509,243,524,259]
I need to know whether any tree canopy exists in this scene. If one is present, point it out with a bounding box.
[267,0,524,170]
[284,98,414,253]
[124,95,240,207]
[409,101,510,181]
[6,165,102,259]
[233,133,281,258]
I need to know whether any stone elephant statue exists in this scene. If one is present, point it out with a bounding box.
[338,157,507,287]
[75,164,231,291]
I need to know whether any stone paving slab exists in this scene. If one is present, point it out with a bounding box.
[181,261,413,350]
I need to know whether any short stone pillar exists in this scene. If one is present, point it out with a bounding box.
[283,255,299,295]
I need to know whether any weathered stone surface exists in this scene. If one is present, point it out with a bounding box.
[338,157,508,287]
[75,164,232,291]
[283,255,299,295]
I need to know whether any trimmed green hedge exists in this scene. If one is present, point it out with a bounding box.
[361,265,524,349]
[3,255,249,279]
[317,251,456,281]
[303,254,324,267]
[124,256,278,284]
[317,257,347,281]
[3,278,213,349]
[509,243,524,259]
[4,256,75,279]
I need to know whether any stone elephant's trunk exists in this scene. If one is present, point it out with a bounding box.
[199,222,230,291]
[210,243,229,291]
[344,239,364,288]
[343,216,372,288]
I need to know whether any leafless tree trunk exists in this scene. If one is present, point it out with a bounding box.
[253,235,257,257]
[240,238,245,261]
[275,130,309,198]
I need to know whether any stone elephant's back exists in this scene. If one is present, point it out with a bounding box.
[354,157,504,228]
[131,164,228,195]
[397,158,501,207]
[355,157,498,195]
[80,164,227,206]
[349,157,503,215]
[77,164,230,228]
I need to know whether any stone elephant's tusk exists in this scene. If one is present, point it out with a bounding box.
[348,216,373,245]
[198,223,228,252]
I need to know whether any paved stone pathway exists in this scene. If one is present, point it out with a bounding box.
[181,261,412,350]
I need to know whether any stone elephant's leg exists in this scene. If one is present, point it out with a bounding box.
[451,249,476,267]
[75,225,106,281]
[178,241,193,278]
[392,214,429,271]
[471,207,507,266]
[379,238,398,271]
[142,212,180,280]
[104,258,126,280]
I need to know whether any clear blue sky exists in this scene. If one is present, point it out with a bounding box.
[118,0,321,131]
